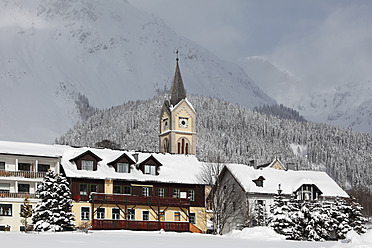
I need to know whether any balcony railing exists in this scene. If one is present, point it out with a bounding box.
[0,192,37,199]
[93,219,190,232]
[91,193,190,208]
[0,170,46,179]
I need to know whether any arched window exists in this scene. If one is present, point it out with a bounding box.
[177,138,190,155]
[163,138,169,153]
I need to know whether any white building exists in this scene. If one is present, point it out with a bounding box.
[0,141,62,231]
[213,158,349,234]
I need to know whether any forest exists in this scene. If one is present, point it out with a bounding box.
[57,94,372,199]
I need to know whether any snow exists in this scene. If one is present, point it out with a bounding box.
[1,227,371,248]
[226,164,348,198]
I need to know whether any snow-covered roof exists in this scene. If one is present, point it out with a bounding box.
[0,140,205,185]
[61,148,204,184]
[0,140,66,158]
[226,164,348,198]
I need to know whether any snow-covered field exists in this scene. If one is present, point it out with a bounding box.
[1,227,371,248]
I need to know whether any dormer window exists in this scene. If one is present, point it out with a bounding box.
[144,165,156,175]
[70,150,102,171]
[82,160,94,171]
[253,176,265,187]
[117,163,130,173]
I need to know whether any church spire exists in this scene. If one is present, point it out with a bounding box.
[170,51,186,106]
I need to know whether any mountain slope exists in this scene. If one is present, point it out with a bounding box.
[57,94,372,192]
[238,56,372,134]
[0,0,274,143]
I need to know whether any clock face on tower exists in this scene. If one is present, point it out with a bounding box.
[179,118,188,128]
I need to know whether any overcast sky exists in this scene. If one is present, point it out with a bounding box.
[129,0,372,89]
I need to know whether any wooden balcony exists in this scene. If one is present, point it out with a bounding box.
[93,219,190,232]
[91,193,190,208]
[0,192,37,199]
[0,170,46,179]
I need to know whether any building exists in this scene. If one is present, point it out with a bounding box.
[0,141,62,231]
[0,57,207,232]
[212,158,349,234]
[159,56,196,155]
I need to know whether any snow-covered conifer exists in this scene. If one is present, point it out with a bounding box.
[33,171,75,231]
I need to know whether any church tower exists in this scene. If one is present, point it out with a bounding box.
[159,55,196,155]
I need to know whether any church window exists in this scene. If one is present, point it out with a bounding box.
[163,139,169,153]
[177,138,189,155]
[163,118,168,130]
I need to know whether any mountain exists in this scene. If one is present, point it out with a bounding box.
[57,93,372,192]
[0,0,274,143]
[238,56,372,134]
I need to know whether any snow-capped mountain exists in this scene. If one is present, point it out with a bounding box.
[0,0,274,143]
[238,56,372,134]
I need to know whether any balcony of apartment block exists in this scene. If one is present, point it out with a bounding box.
[0,191,37,199]
[90,193,190,208]
[89,193,195,232]
[0,162,50,179]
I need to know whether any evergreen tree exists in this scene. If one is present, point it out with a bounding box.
[347,196,367,234]
[330,197,351,240]
[54,174,75,231]
[32,171,75,231]
[20,193,33,232]
[269,186,292,236]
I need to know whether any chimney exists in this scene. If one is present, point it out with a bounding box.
[249,159,257,169]
[132,153,139,163]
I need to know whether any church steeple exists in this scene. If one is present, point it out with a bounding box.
[159,52,197,155]
[170,51,186,106]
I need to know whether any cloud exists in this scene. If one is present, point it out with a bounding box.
[269,2,372,91]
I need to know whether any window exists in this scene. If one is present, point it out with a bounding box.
[18,184,30,193]
[188,190,195,201]
[81,160,94,171]
[173,189,180,198]
[80,184,88,195]
[159,211,165,221]
[158,188,165,197]
[144,165,156,175]
[117,163,129,173]
[18,163,31,171]
[0,204,12,216]
[81,207,90,220]
[37,164,50,172]
[0,162,5,170]
[113,185,121,194]
[123,186,131,195]
[20,226,25,232]
[126,209,135,220]
[90,184,99,193]
[97,208,105,219]
[174,212,180,221]
[163,118,168,130]
[112,208,120,220]
[143,187,149,197]
[189,213,196,225]
[0,183,10,192]
[142,210,149,221]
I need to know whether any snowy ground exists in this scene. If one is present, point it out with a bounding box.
[1,227,371,248]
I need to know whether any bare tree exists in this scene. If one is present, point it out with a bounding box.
[198,156,248,234]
